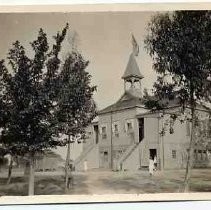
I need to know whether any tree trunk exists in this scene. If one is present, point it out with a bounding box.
[7,156,13,185]
[183,107,196,192]
[24,161,30,176]
[28,154,35,195]
[65,135,71,190]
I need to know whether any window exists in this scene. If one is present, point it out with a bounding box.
[113,149,124,159]
[101,126,107,139]
[112,122,120,138]
[114,124,118,133]
[125,119,134,134]
[127,120,133,131]
[115,132,119,138]
[127,122,133,131]
[172,150,177,159]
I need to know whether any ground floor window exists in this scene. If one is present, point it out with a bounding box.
[113,149,124,159]
[194,149,209,161]
[172,150,177,159]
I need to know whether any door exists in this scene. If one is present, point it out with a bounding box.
[93,125,99,144]
[99,151,109,168]
[138,118,144,142]
[149,149,157,160]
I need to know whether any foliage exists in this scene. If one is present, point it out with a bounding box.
[144,10,211,135]
[144,11,211,191]
[56,51,97,144]
[145,11,211,109]
[0,24,68,157]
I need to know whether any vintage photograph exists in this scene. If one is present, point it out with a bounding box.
[0,9,211,197]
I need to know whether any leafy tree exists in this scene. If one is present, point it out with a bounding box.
[0,60,14,184]
[144,11,211,192]
[56,51,97,190]
[0,24,68,195]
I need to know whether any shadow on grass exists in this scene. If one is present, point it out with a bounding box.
[66,174,90,194]
[0,170,211,195]
[98,174,184,194]
[0,175,89,196]
[0,177,28,196]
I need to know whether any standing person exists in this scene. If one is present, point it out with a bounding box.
[149,157,155,176]
[84,159,88,172]
[153,155,157,171]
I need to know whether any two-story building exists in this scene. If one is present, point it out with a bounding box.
[74,41,211,171]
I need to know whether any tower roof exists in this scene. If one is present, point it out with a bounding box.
[122,53,144,80]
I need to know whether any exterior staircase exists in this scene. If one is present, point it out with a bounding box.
[117,142,140,170]
[74,143,96,168]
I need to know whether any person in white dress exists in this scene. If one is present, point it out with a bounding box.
[84,159,88,172]
[149,157,155,176]
[154,155,157,171]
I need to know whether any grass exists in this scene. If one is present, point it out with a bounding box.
[0,176,65,196]
[0,169,211,196]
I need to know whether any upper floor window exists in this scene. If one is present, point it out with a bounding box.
[125,119,134,133]
[112,121,120,138]
[101,125,107,139]
[114,124,118,132]
[127,122,133,131]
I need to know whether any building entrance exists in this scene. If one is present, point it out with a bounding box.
[99,150,109,168]
[149,149,157,159]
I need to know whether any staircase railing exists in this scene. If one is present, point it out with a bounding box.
[74,143,96,166]
[117,142,140,170]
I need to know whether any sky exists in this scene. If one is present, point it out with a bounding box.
[0,11,159,110]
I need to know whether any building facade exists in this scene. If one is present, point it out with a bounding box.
[74,41,211,171]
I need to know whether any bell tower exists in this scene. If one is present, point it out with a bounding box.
[122,35,144,97]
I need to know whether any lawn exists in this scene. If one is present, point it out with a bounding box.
[0,169,211,196]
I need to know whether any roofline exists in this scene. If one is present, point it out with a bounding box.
[98,104,146,115]
[136,105,181,118]
[91,121,99,125]
[136,105,211,118]
[122,75,144,80]
[98,91,145,115]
